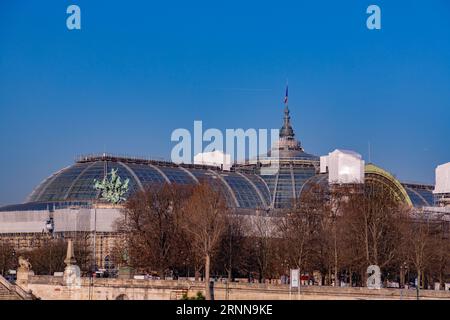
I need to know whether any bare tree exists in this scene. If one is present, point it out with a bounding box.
[0,241,16,276]
[215,214,250,282]
[402,210,449,294]
[248,212,278,283]
[340,183,406,285]
[177,232,204,280]
[110,233,128,270]
[69,232,91,272]
[428,217,450,288]
[118,183,193,278]
[279,182,330,283]
[181,181,228,300]
[24,239,67,275]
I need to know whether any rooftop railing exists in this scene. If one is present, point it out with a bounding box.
[75,153,222,171]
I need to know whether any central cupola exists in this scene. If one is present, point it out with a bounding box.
[275,85,305,153]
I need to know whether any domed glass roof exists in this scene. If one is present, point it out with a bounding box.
[20,152,326,212]
[294,166,435,209]
[25,155,272,211]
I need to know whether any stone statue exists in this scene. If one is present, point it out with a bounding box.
[367,265,381,289]
[16,256,34,287]
[122,248,129,266]
[64,264,81,288]
[18,256,32,271]
[118,246,134,279]
[94,168,129,204]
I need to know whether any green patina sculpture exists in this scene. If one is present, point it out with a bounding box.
[93,168,129,204]
[122,248,129,265]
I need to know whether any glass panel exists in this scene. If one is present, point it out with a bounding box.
[415,189,434,206]
[292,166,317,198]
[158,167,196,184]
[261,175,277,194]
[221,173,263,208]
[405,189,426,207]
[404,186,434,207]
[274,166,294,209]
[65,162,106,200]
[126,163,166,187]
[245,174,271,206]
[189,169,237,208]
[65,162,139,201]
[28,174,55,202]
[37,163,88,202]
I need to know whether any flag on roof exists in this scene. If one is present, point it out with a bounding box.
[284,85,288,104]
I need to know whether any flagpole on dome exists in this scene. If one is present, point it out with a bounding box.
[284,80,289,106]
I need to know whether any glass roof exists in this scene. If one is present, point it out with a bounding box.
[221,173,264,209]
[125,163,167,185]
[293,166,317,198]
[403,185,434,207]
[158,166,196,185]
[245,174,272,207]
[24,159,272,210]
[28,163,86,202]
[18,157,435,213]
[260,164,317,209]
[188,169,237,207]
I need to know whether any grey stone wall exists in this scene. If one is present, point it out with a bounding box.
[24,276,450,300]
[0,207,123,234]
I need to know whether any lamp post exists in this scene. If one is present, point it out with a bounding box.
[93,203,97,273]
[400,264,403,289]
[90,202,98,300]
[11,249,16,279]
[400,262,407,288]
[405,264,408,288]
[416,274,420,300]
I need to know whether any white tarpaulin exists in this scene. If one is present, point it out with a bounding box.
[321,149,365,184]
[194,150,232,171]
[434,162,450,194]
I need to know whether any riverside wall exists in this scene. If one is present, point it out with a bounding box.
[21,276,450,300]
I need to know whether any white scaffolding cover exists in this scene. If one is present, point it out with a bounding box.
[321,149,365,184]
[194,150,232,171]
[434,162,450,194]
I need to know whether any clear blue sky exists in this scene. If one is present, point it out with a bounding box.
[1,0,449,205]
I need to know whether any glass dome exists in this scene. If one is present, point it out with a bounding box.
[24,155,271,211]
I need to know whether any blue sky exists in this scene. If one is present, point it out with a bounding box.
[1,0,449,205]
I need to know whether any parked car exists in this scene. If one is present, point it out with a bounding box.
[4,274,16,283]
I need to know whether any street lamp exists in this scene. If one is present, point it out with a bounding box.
[405,264,409,287]
[11,248,16,268]
[400,262,408,288]
[9,249,16,281]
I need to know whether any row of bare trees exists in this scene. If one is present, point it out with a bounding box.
[115,181,230,299]
[1,179,447,297]
[0,233,91,276]
[279,182,449,288]
[116,179,449,294]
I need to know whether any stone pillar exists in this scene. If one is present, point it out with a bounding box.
[63,239,81,289]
